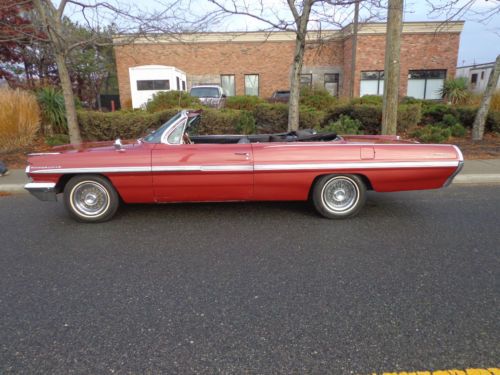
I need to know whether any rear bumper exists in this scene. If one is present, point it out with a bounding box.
[443,160,465,187]
[24,182,57,201]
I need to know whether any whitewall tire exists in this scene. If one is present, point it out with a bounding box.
[312,174,366,219]
[64,175,119,223]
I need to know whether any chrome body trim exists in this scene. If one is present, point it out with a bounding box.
[254,161,460,171]
[30,166,151,174]
[27,152,61,156]
[161,111,189,145]
[30,161,460,175]
[153,165,254,172]
[452,145,464,161]
[24,182,57,201]
[263,143,461,148]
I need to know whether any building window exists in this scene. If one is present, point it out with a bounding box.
[407,70,446,99]
[182,81,186,91]
[480,71,485,80]
[324,73,340,97]
[300,74,312,88]
[176,77,180,90]
[244,74,259,96]
[471,73,478,89]
[221,75,236,96]
[137,80,170,91]
[360,71,384,96]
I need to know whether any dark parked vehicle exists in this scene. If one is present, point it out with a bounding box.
[268,90,290,103]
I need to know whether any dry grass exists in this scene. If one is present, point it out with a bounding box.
[468,91,500,111]
[0,87,41,153]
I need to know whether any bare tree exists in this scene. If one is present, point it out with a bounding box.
[472,54,500,140]
[206,0,382,131]
[381,0,403,135]
[349,0,360,98]
[427,0,500,140]
[1,0,185,145]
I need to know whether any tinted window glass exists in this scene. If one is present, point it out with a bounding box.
[137,80,170,91]
[407,70,446,99]
[190,87,220,98]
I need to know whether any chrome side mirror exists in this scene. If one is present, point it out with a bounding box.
[114,138,124,151]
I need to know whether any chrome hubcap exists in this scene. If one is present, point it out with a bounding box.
[84,193,98,206]
[322,177,359,213]
[71,181,110,217]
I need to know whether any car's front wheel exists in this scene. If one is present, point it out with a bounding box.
[312,174,366,219]
[64,175,119,223]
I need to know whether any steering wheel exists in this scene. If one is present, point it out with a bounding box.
[183,132,192,144]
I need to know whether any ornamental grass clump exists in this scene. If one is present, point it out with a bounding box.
[439,77,470,105]
[36,86,67,134]
[0,87,41,152]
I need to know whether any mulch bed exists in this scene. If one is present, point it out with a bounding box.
[451,133,500,160]
[0,139,53,169]
[1,134,499,170]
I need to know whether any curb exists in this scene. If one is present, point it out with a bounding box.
[453,174,500,184]
[1,174,500,194]
[0,184,27,192]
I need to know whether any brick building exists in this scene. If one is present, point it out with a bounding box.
[113,21,464,108]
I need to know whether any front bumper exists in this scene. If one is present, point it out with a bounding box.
[24,182,57,201]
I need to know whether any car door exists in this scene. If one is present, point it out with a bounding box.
[152,143,253,202]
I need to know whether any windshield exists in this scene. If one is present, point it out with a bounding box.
[275,91,290,98]
[143,112,183,143]
[190,87,220,98]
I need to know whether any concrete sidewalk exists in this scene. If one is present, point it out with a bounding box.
[1,159,499,193]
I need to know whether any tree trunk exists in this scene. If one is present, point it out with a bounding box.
[349,0,360,98]
[33,0,83,145]
[381,0,404,135]
[288,33,306,132]
[287,1,312,132]
[54,51,82,145]
[472,54,500,141]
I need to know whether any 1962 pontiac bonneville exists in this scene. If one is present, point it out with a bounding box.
[25,110,464,222]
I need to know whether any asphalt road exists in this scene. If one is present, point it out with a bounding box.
[0,186,499,374]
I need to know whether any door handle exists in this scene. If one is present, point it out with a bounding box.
[234,152,249,156]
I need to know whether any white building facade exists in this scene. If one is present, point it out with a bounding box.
[128,65,187,108]
[456,62,500,93]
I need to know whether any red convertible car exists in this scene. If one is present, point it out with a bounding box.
[25,110,463,222]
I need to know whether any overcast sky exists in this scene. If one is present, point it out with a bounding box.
[403,0,500,66]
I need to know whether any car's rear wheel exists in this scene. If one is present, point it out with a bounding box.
[312,174,366,219]
[64,175,119,223]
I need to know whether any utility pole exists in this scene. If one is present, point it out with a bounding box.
[381,0,404,135]
[349,0,360,98]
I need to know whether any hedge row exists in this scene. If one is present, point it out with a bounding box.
[77,109,179,140]
[421,103,500,132]
[77,103,500,141]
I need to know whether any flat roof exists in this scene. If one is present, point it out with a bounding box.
[457,62,495,69]
[113,21,464,45]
